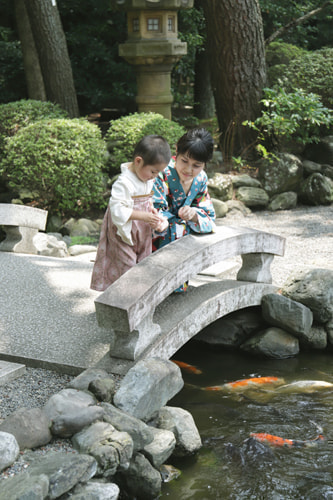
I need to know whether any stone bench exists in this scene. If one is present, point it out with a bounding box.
[95,225,286,365]
[0,203,48,254]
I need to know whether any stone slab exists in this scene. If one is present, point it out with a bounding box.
[0,360,26,385]
[0,204,47,230]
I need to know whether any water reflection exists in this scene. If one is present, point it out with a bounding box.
[162,343,333,499]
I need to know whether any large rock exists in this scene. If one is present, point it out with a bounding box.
[0,472,49,500]
[195,307,266,347]
[142,426,176,468]
[113,358,184,421]
[282,269,333,324]
[70,481,120,500]
[261,293,313,336]
[258,153,303,196]
[302,159,324,177]
[27,452,97,499]
[299,173,333,205]
[211,198,228,218]
[0,407,52,450]
[68,368,112,391]
[43,388,104,438]
[156,406,202,457]
[102,403,154,452]
[33,232,69,257]
[241,327,299,359]
[232,174,262,188]
[207,173,233,201]
[72,421,133,476]
[115,452,162,500]
[303,325,328,349]
[0,431,19,472]
[60,217,101,237]
[225,199,252,216]
[268,192,297,211]
[235,186,269,207]
[303,136,333,166]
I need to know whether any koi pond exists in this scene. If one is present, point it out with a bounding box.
[161,342,333,499]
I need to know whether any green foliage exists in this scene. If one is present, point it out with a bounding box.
[0,99,69,159]
[172,5,205,109]
[105,112,186,173]
[0,118,108,216]
[259,0,333,49]
[266,42,306,86]
[58,0,136,114]
[0,27,26,104]
[244,87,333,152]
[279,48,333,109]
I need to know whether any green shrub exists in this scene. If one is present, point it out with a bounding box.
[0,99,69,159]
[265,42,306,87]
[279,48,333,109]
[244,87,333,154]
[0,118,108,216]
[104,112,186,174]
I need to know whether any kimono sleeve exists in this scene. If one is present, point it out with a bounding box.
[187,175,216,234]
[152,171,175,222]
[109,179,134,245]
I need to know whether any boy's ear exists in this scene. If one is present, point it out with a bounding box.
[134,155,144,166]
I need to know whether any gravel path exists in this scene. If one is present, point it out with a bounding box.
[0,204,331,480]
[220,204,333,286]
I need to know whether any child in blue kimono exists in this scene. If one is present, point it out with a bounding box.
[152,128,216,290]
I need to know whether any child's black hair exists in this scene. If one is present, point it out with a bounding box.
[176,128,214,164]
[133,135,171,166]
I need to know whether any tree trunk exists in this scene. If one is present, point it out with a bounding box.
[203,0,266,160]
[15,0,46,101]
[24,0,79,117]
[193,47,215,120]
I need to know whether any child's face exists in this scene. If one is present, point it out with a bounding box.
[133,157,166,182]
[175,152,205,183]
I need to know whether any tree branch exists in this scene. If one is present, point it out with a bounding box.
[265,1,332,45]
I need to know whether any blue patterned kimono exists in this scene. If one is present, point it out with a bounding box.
[152,163,216,252]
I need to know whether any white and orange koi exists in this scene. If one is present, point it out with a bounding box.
[205,376,285,392]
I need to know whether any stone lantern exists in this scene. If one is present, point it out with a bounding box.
[111,0,194,119]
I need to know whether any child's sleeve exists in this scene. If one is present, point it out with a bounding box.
[187,174,216,234]
[152,172,174,220]
[109,179,135,245]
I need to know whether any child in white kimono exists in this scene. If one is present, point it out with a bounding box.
[90,135,170,291]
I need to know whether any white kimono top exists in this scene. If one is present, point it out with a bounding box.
[109,162,154,246]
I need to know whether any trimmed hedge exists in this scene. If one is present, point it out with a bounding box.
[0,118,108,216]
[0,99,69,159]
[104,112,186,175]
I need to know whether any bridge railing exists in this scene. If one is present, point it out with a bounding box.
[94,225,285,362]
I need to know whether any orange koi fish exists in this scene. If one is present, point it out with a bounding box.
[250,432,325,448]
[205,376,285,391]
[172,360,202,375]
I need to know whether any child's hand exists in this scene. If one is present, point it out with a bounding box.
[178,206,197,222]
[143,212,162,227]
[154,217,169,232]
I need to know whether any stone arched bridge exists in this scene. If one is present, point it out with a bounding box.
[94,225,285,374]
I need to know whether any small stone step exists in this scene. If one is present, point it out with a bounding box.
[0,360,26,385]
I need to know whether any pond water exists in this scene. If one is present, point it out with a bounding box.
[161,342,333,499]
